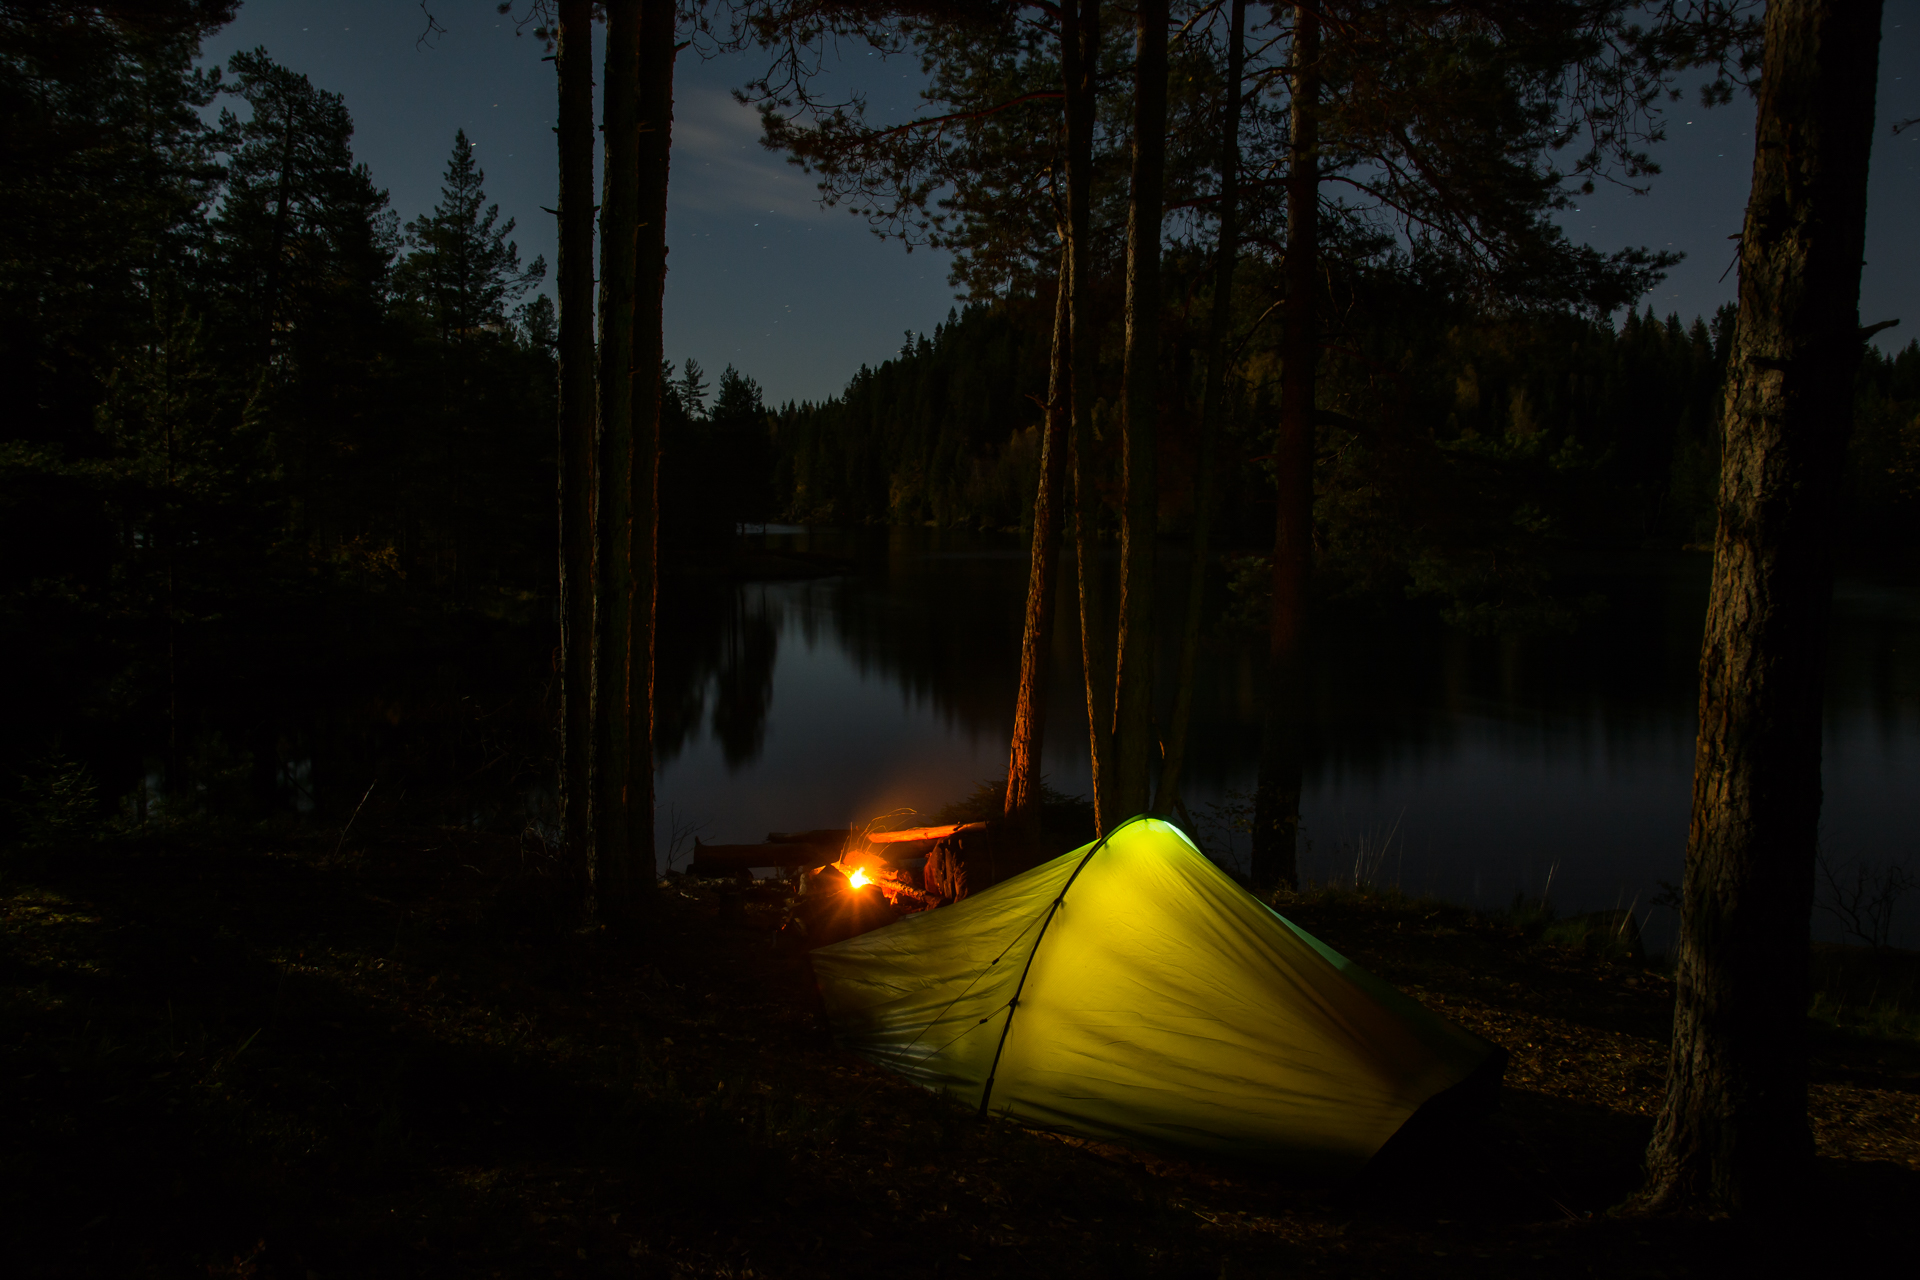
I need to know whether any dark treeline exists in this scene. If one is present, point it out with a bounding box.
[774,306,1051,529]
[776,298,1920,625]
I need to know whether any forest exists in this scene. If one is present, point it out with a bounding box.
[776,300,1920,594]
[0,9,783,818]
[4,0,1918,1275]
[9,2,1920,814]
[10,1,1915,829]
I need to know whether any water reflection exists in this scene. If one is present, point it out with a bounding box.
[657,583,781,769]
[656,529,1920,950]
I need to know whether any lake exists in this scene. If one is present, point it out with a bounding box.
[654,527,1920,952]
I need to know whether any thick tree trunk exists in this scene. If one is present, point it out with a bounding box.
[1005,258,1071,821]
[592,1,640,916]
[556,0,596,886]
[622,0,675,909]
[1158,0,1246,819]
[1638,0,1884,1215]
[1251,5,1317,889]
[1111,0,1167,820]
[1063,0,1111,834]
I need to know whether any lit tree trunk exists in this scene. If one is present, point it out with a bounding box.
[1157,0,1246,818]
[556,0,596,888]
[1251,4,1316,889]
[623,0,674,909]
[1638,0,1884,1215]
[1111,0,1167,819]
[1064,0,1111,834]
[593,0,639,916]
[1005,255,1071,824]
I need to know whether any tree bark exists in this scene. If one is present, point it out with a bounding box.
[1157,0,1246,819]
[1251,4,1317,890]
[1111,0,1167,820]
[1005,255,1071,821]
[622,0,675,910]
[1638,0,1884,1215]
[593,0,640,916]
[1063,0,1111,834]
[556,0,597,889]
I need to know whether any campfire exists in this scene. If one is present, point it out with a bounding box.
[681,818,995,949]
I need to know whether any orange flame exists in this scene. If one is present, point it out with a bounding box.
[847,867,872,890]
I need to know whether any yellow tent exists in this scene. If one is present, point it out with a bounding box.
[811,816,1500,1179]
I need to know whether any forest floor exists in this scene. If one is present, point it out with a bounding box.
[3,827,1917,1279]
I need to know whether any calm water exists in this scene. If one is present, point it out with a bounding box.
[655,528,1920,952]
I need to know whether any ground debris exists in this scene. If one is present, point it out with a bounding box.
[1,835,1914,1277]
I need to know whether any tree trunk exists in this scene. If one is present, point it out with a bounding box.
[1005,256,1071,822]
[1251,4,1317,890]
[593,1,640,917]
[1157,0,1246,819]
[1111,0,1167,820]
[556,0,596,889]
[1063,0,1111,834]
[622,0,674,910]
[1638,0,1884,1215]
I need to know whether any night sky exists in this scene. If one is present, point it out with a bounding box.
[200,2,1920,406]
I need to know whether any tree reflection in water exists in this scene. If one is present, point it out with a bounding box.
[654,528,1920,952]
[66,525,1914,951]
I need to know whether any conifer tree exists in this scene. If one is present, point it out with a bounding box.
[213,49,393,361]
[1638,0,1887,1215]
[210,48,398,559]
[395,130,546,599]
[678,358,711,418]
[554,0,597,885]
[397,130,546,344]
[595,2,642,915]
[1109,0,1167,820]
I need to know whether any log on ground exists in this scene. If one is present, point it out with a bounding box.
[689,840,837,876]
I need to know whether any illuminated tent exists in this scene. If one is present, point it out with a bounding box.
[811,816,1501,1179]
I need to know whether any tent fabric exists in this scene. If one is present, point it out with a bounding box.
[810,816,1499,1179]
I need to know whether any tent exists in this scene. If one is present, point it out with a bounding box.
[811,816,1501,1179]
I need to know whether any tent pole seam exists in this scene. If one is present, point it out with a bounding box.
[894,908,1051,1065]
[975,815,1142,1118]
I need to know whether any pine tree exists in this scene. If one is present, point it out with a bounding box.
[554,0,597,893]
[712,364,763,424]
[1638,0,1887,1215]
[397,130,546,344]
[212,48,393,359]
[210,48,397,555]
[677,358,710,418]
[393,130,550,598]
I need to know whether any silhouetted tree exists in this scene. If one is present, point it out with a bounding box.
[395,130,548,598]
[554,0,596,880]
[396,131,545,344]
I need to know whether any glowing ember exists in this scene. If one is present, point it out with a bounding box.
[847,867,873,890]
